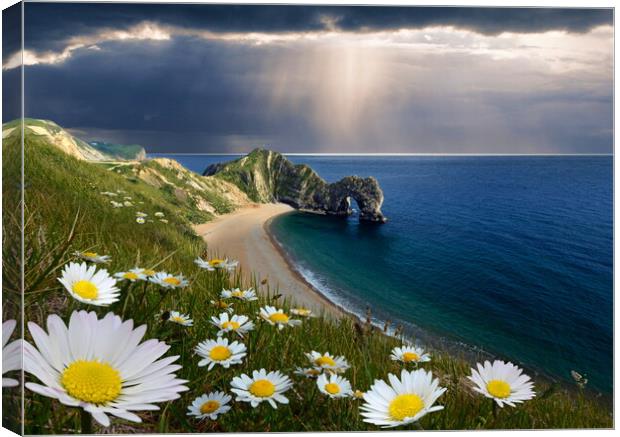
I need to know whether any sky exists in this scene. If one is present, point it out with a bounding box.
[2,3,614,154]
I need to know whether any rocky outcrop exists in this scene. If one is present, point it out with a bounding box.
[204,148,387,223]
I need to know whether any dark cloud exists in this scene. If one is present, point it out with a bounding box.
[17,32,612,154]
[23,4,612,52]
[3,2,22,122]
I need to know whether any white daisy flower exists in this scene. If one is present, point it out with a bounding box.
[221,288,258,301]
[22,310,188,427]
[100,191,117,197]
[210,300,234,313]
[258,306,301,331]
[305,351,350,374]
[110,201,123,208]
[123,196,132,200]
[361,368,446,428]
[194,257,238,271]
[467,360,536,408]
[3,320,21,387]
[210,313,254,337]
[195,337,246,371]
[159,219,168,224]
[113,268,147,282]
[136,212,148,217]
[390,346,431,364]
[290,308,315,317]
[135,268,157,277]
[123,201,133,207]
[168,311,193,327]
[136,217,145,224]
[187,392,232,420]
[154,212,165,218]
[58,262,121,306]
[317,373,353,398]
[231,369,292,409]
[294,367,321,379]
[73,251,111,264]
[149,272,189,289]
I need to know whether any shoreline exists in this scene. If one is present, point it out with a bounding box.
[193,203,345,318]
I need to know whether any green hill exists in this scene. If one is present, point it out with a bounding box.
[89,140,146,161]
[1,122,612,433]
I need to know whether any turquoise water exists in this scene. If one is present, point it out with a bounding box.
[154,154,613,392]
[270,156,613,393]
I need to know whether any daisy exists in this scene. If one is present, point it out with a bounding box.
[114,268,147,282]
[361,369,446,428]
[317,373,353,398]
[305,351,350,374]
[159,219,168,224]
[58,262,121,306]
[195,337,246,371]
[136,268,157,277]
[210,300,234,313]
[22,310,188,427]
[258,306,301,330]
[73,251,111,264]
[231,369,292,409]
[291,308,315,317]
[390,345,431,365]
[221,288,258,301]
[187,392,232,420]
[136,212,148,217]
[124,201,133,207]
[194,257,238,272]
[154,212,165,218]
[136,217,145,224]
[149,272,189,289]
[110,201,123,208]
[467,360,536,407]
[294,367,321,378]
[210,313,254,337]
[3,320,21,387]
[168,311,193,327]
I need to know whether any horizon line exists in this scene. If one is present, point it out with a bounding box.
[148,152,614,157]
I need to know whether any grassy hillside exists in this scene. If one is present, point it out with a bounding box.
[2,129,613,433]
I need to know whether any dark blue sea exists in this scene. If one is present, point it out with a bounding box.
[152,154,613,392]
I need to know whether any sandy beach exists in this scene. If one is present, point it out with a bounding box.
[193,203,343,318]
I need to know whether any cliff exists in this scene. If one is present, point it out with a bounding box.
[204,148,387,223]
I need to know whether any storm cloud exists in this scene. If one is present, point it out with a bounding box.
[3,3,614,154]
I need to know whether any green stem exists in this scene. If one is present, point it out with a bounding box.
[80,410,92,434]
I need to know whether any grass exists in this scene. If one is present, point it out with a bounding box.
[1,131,613,433]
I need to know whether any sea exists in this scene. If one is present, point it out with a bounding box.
[151,154,613,393]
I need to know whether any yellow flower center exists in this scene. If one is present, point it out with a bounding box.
[209,345,232,361]
[214,301,230,309]
[200,400,221,414]
[402,352,420,362]
[249,379,276,398]
[163,277,181,286]
[306,369,320,376]
[72,280,99,300]
[315,356,336,367]
[123,272,138,280]
[83,252,98,258]
[354,390,365,399]
[268,313,289,324]
[388,394,424,421]
[487,380,511,399]
[232,290,244,297]
[222,321,241,330]
[143,269,156,276]
[171,316,186,324]
[296,309,311,316]
[325,383,341,394]
[209,259,224,266]
[61,360,121,405]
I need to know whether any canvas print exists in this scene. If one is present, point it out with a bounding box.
[1,1,614,433]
